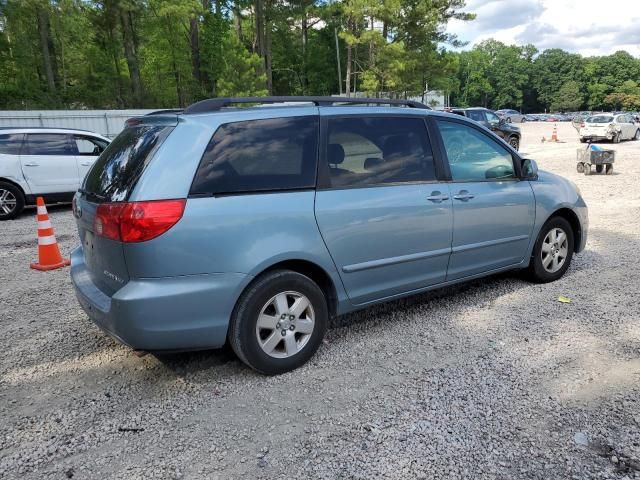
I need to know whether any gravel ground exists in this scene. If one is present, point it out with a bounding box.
[1,121,639,479]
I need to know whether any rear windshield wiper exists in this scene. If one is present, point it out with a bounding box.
[78,188,107,203]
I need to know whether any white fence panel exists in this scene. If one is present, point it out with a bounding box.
[0,110,157,138]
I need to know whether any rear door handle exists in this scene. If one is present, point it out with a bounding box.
[80,162,92,166]
[426,191,450,203]
[453,190,475,201]
[23,162,40,167]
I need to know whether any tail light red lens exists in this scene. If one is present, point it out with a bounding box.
[580,123,585,128]
[94,199,186,243]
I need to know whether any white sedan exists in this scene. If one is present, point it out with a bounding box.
[579,113,640,143]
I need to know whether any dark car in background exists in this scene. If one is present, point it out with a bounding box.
[450,107,521,150]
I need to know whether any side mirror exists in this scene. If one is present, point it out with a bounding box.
[521,158,538,179]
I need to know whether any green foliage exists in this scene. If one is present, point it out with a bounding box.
[551,80,583,112]
[0,1,639,112]
[217,32,268,97]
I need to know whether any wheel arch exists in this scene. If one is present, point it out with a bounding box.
[549,207,582,253]
[0,177,27,200]
[249,259,340,319]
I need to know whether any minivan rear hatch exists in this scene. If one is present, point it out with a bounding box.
[75,121,175,295]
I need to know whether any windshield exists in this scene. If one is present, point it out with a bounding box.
[587,116,613,124]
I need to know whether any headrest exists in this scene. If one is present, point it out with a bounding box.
[383,136,410,158]
[328,144,345,165]
[364,157,383,171]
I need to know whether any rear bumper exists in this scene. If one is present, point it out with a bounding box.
[70,247,250,351]
[580,134,613,141]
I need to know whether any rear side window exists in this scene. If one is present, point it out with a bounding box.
[190,116,318,195]
[25,134,73,155]
[325,117,436,188]
[0,134,24,154]
[466,110,485,122]
[82,125,173,202]
[74,135,109,156]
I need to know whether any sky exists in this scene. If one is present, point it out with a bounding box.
[446,0,640,57]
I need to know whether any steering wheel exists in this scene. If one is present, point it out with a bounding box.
[446,139,464,164]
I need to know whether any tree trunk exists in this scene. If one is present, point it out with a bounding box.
[233,3,243,39]
[37,7,56,93]
[189,17,201,84]
[265,11,273,94]
[255,0,265,58]
[119,9,143,106]
[301,13,308,93]
[345,44,352,98]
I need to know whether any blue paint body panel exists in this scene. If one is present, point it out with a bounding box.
[70,105,589,352]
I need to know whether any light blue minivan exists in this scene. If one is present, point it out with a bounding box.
[70,97,588,374]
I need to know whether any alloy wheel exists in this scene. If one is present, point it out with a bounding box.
[0,188,17,215]
[255,291,315,359]
[541,227,569,273]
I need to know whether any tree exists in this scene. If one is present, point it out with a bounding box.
[551,80,583,112]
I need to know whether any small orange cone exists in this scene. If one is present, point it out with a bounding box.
[30,197,70,271]
[551,124,559,142]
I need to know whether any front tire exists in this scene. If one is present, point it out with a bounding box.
[228,270,328,375]
[526,217,574,283]
[0,181,25,220]
[633,129,640,141]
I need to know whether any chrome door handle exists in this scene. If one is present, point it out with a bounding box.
[80,162,92,166]
[426,192,449,203]
[23,162,40,167]
[453,190,474,201]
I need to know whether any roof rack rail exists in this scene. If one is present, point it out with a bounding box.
[145,109,184,116]
[183,96,430,114]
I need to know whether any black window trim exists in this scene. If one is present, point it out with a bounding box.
[71,134,109,156]
[23,133,75,156]
[316,113,446,191]
[429,116,525,183]
[188,115,320,197]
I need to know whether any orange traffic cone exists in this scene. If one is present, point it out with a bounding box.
[551,124,559,142]
[30,197,70,271]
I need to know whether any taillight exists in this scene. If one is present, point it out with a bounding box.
[94,200,185,243]
[580,123,585,128]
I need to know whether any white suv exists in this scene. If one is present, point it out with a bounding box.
[0,127,110,220]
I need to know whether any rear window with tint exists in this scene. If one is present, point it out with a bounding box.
[82,125,173,202]
[587,116,613,123]
[25,133,73,155]
[190,116,318,195]
[0,133,24,154]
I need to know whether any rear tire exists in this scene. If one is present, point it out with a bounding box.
[596,164,604,174]
[605,164,614,175]
[576,163,584,173]
[0,181,25,220]
[526,216,574,283]
[584,164,591,176]
[228,270,328,375]
[613,133,620,144]
[633,129,640,141]
[579,138,587,143]
[508,136,519,151]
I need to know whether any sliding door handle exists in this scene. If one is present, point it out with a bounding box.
[426,191,450,203]
[453,190,474,201]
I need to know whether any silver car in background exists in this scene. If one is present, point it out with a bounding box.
[495,109,525,123]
